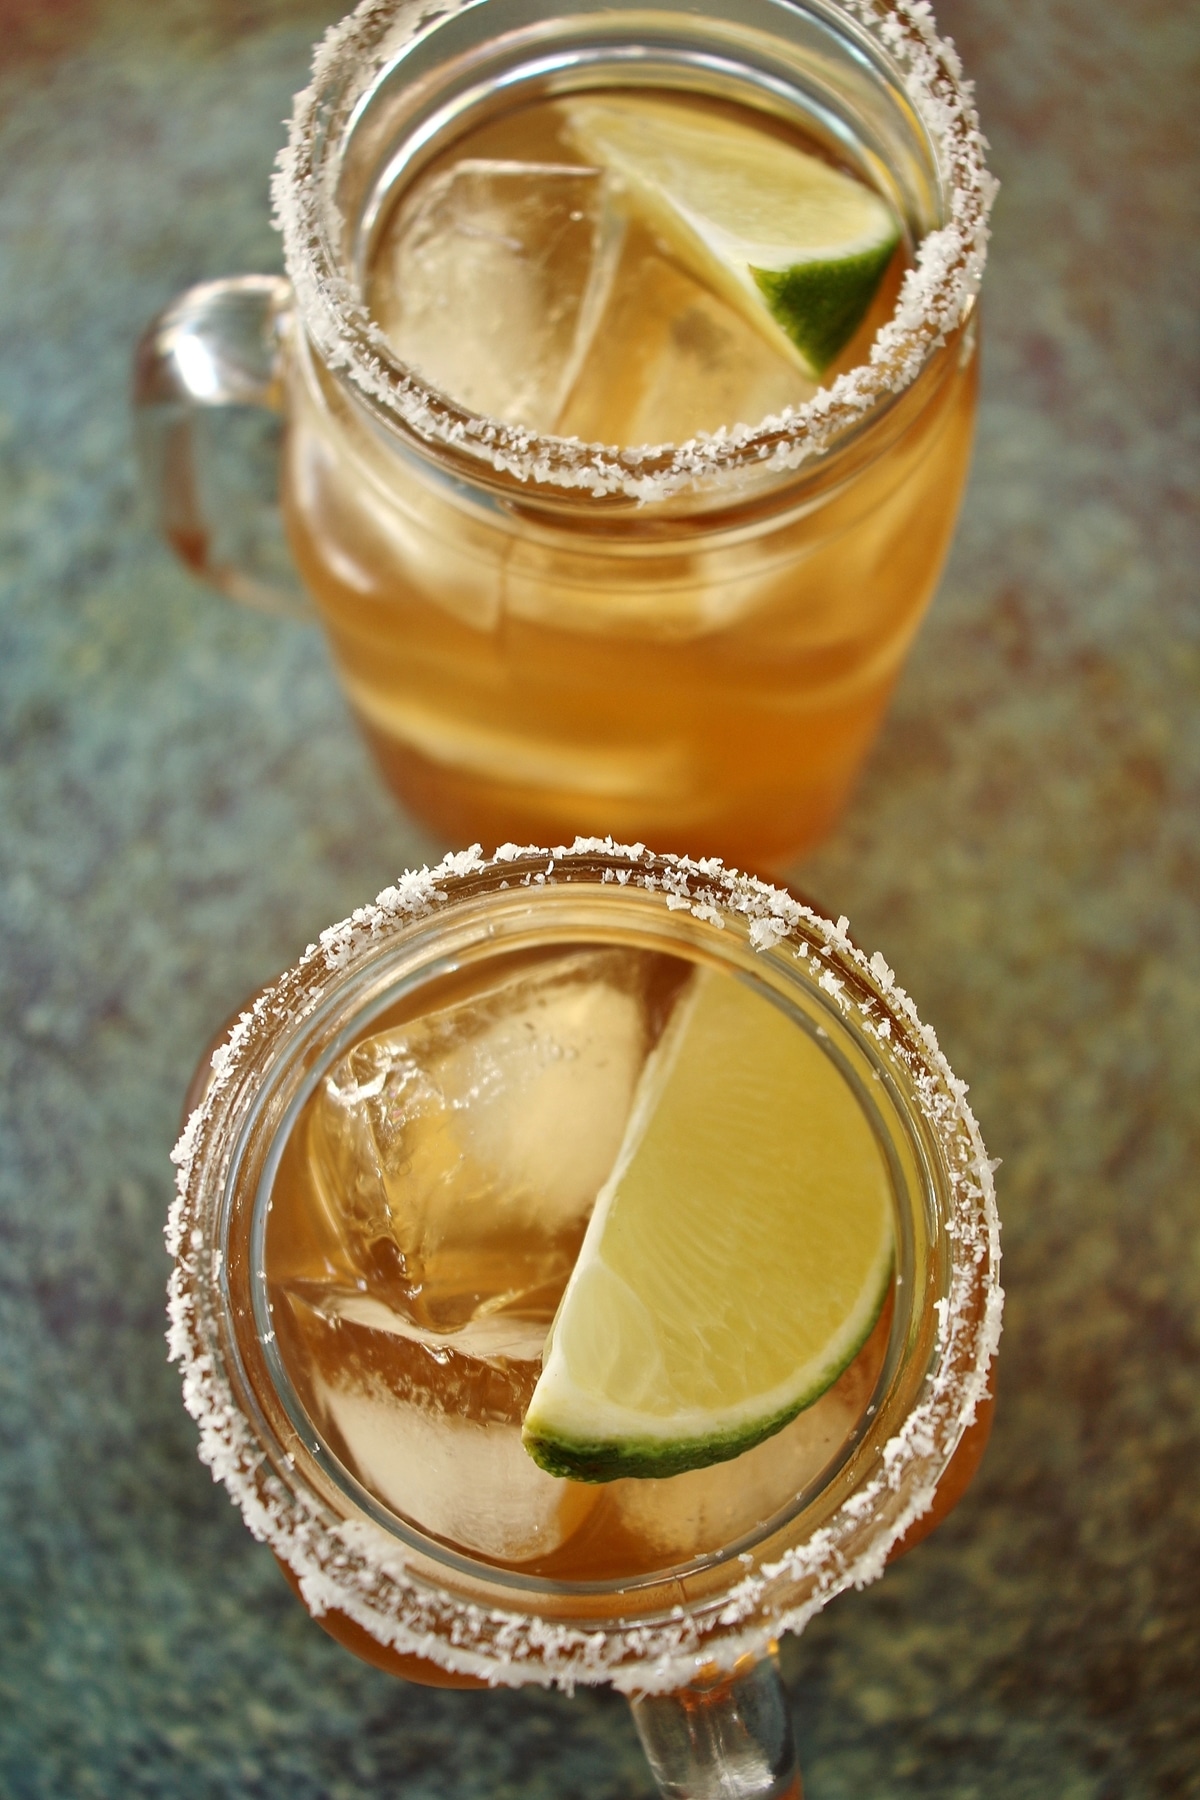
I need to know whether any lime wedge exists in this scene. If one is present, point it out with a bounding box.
[562,96,900,380]
[522,967,894,1482]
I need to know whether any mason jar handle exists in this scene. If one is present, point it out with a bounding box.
[629,1648,802,1799]
[132,274,309,618]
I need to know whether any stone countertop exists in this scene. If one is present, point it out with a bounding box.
[0,1,1196,1794]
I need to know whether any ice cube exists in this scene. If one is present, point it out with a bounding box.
[304,948,687,1333]
[275,1290,597,1563]
[369,159,624,431]
[318,1381,597,1564]
[557,219,816,448]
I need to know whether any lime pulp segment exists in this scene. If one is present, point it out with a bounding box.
[560,96,901,379]
[522,967,895,1483]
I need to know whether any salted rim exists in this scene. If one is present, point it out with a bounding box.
[166,840,1002,1693]
[272,0,996,501]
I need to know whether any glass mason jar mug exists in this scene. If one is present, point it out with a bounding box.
[169,842,1001,1799]
[135,0,993,871]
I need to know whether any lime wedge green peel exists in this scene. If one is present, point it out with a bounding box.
[561,96,901,380]
[522,968,894,1483]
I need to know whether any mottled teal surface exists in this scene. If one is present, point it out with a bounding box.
[0,1,1197,1794]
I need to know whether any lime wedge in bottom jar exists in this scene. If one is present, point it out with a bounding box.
[522,965,894,1483]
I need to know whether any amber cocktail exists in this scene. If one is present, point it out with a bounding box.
[170,842,1000,1796]
[137,0,993,869]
